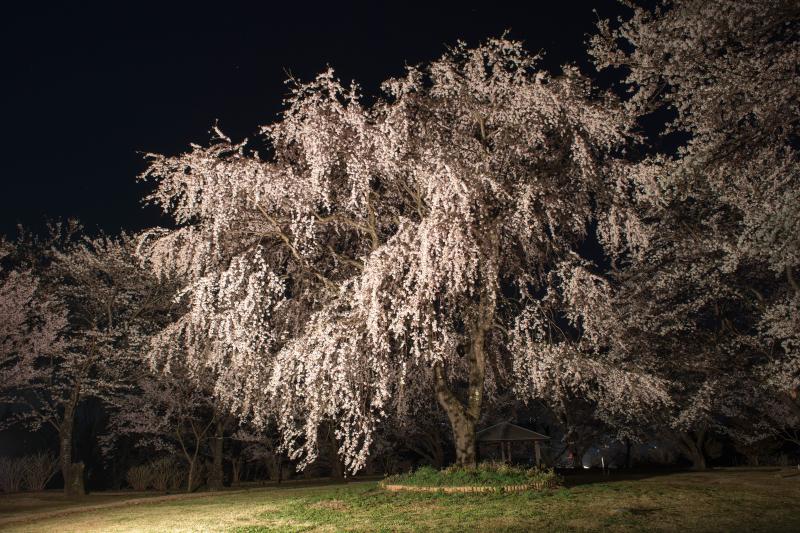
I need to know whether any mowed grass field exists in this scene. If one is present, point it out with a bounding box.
[1,469,798,532]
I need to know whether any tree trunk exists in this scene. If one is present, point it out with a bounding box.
[264,452,283,483]
[207,419,225,491]
[428,234,497,468]
[327,427,345,481]
[433,317,492,466]
[111,439,132,490]
[688,446,707,470]
[186,454,198,492]
[330,453,345,480]
[186,462,194,492]
[59,396,85,497]
[185,438,203,492]
[451,410,477,466]
[433,287,494,468]
[230,456,242,487]
[568,445,585,469]
[434,363,480,466]
[624,438,633,469]
[678,430,708,470]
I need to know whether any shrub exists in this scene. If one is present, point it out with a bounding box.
[127,464,154,491]
[385,461,561,490]
[21,452,58,491]
[0,456,26,493]
[190,462,207,492]
[149,457,180,492]
[169,464,187,491]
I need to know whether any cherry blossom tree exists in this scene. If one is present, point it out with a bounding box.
[510,258,673,458]
[141,38,667,471]
[105,361,225,492]
[0,239,67,395]
[1,232,174,494]
[590,0,800,465]
[600,211,764,468]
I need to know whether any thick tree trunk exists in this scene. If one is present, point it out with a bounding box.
[688,446,707,470]
[433,288,493,468]
[59,394,85,497]
[568,445,585,469]
[678,429,708,471]
[434,362,480,467]
[452,409,478,466]
[60,429,85,496]
[207,419,225,491]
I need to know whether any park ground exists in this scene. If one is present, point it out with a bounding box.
[1,468,799,532]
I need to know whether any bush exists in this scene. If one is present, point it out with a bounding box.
[0,456,27,493]
[167,461,204,492]
[127,464,154,491]
[385,461,561,489]
[21,452,58,491]
[169,465,187,492]
[150,457,179,492]
[189,462,207,492]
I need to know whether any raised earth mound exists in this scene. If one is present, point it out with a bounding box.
[380,462,561,493]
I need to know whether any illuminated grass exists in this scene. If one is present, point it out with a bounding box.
[2,469,799,532]
[383,462,560,489]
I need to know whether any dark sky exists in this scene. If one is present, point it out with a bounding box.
[0,1,624,236]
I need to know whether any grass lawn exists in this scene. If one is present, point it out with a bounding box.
[384,462,559,489]
[1,468,798,532]
[0,490,161,518]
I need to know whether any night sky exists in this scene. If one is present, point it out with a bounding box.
[1,1,624,237]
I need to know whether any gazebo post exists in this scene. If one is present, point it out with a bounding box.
[534,441,542,466]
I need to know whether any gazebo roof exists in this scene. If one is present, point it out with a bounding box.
[476,422,550,442]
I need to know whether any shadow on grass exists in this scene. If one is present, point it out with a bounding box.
[558,467,692,487]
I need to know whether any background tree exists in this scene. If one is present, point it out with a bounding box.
[106,362,224,492]
[1,232,173,494]
[590,0,800,466]
[510,260,672,464]
[0,239,67,394]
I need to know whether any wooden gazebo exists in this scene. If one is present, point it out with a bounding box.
[476,422,550,465]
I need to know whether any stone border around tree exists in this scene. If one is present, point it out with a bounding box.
[380,479,556,493]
